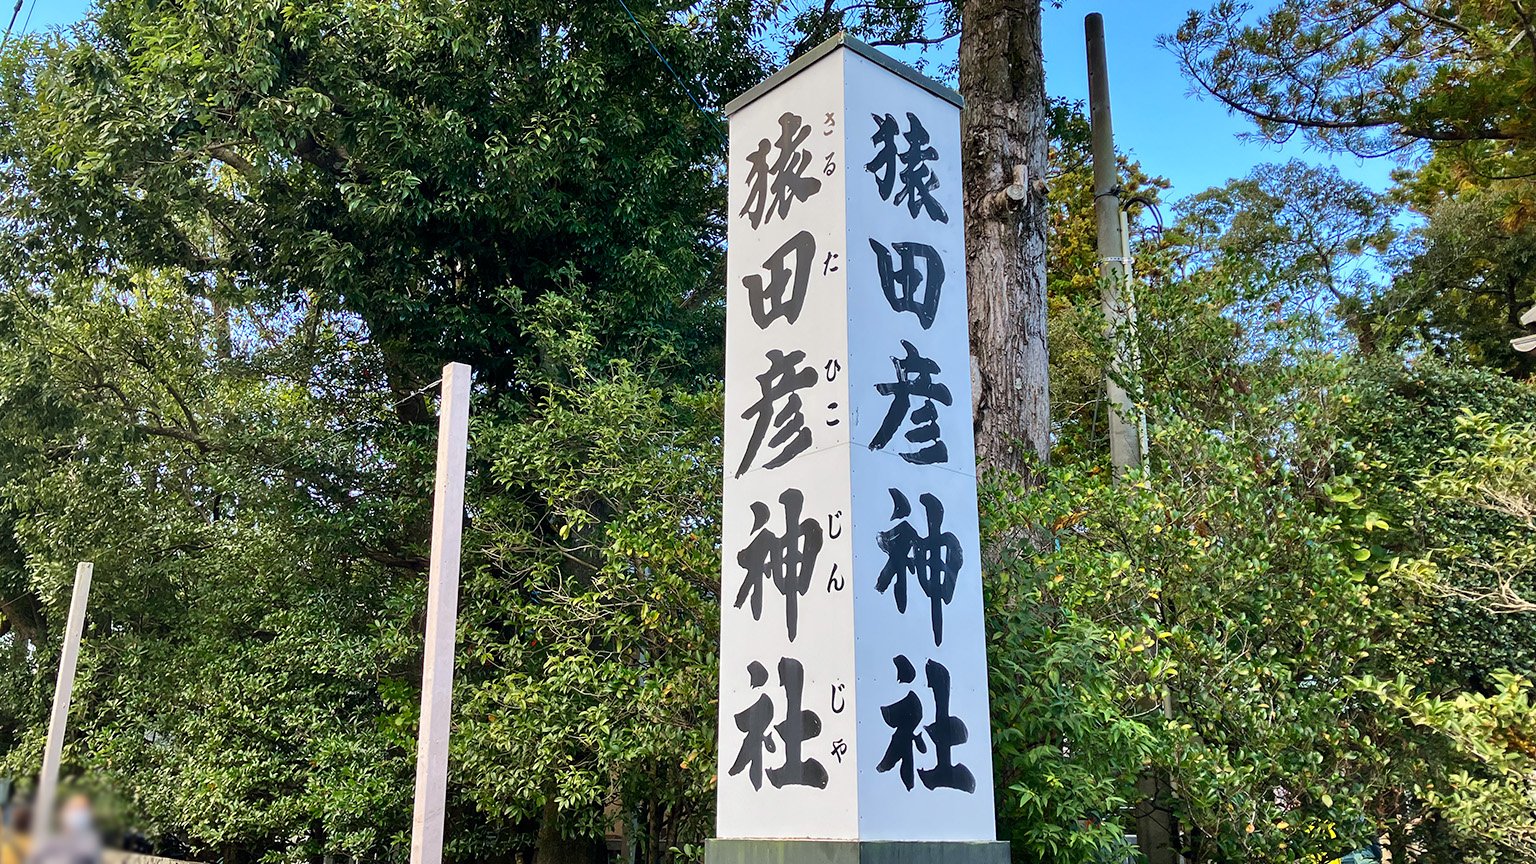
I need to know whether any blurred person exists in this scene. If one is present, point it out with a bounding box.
[24,796,99,864]
[1,802,32,864]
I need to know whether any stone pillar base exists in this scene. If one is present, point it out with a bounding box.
[706,839,1010,864]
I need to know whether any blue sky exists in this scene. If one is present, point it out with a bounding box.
[17,0,1406,203]
[6,0,85,41]
[1039,2,1401,201]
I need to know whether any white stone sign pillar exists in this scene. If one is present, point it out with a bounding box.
[710,35,1007,864]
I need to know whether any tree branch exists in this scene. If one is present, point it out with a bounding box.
[207,143,257,178]
[868,28,960,48]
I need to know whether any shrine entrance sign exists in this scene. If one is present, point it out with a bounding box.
[710,34,1007,864]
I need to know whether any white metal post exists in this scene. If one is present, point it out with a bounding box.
[409,363,472,864]
[35,561,93,842]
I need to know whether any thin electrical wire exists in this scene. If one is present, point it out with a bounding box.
[613,0,729,150]
[16,0,32,39]
[1124,194,1165,238]
[237,377,445,490]
[0,0,24,54]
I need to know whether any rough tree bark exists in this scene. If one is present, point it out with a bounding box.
[0,590,44,645]
[960,0,1050,476]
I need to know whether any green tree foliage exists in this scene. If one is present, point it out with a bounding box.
[451,305,725,864]
[2,0,759,397]
[1340,360,1536,691]
[1381,189,1536,375]
[0,274,428,858]
[1358,670,1536,862]
[1012,170,1536,859]
[3,1,1536,863]
[0,0,762,859]
[991,301,1536,863]
[1166,1,1536,171]
[991,426,1391,863]
[1177,160,1396,354]
[1352,405,1536,859]
[1165,1,1536,375]
[1155,31,1536,854]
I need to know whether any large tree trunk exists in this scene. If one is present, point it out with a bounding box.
[533,794,606,864]
[0,589,44,645]
[960,0,1050,476]
[1136,769,1180,864]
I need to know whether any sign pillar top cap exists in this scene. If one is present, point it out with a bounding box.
[715,35,1000,853]
[723,33,963,118]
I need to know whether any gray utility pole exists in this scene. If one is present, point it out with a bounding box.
[35,562,93,842]
[1086,11,1147,477]
[1088,15,1173,864]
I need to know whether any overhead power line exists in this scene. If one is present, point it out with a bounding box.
[0,0,25,55]
[613,0,729,150]
[243,377,445,488]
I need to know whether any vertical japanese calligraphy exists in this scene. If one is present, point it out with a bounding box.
[721,43,854,842]
[728,658,829,791]
[719,39,993,845]
[877,489,962,646]
[736,488,823,642]
[745,230,817,328]
[871,341,952,465]
[865,111,949,223]
[742,112,824,229]
[869,240,944,329]
[844,45,993,837]
[875,655,975,793]
[736,349,818,478]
